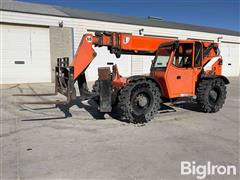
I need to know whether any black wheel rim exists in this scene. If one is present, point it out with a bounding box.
[131,90,153,116]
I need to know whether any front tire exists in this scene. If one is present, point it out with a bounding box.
[196,78,227,113]
[118,79,161,123]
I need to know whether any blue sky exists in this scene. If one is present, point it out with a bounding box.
[21,0,240,31]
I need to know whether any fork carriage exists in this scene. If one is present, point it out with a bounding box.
[55,57,76,103]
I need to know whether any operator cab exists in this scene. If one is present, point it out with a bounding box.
[151,40,203,98]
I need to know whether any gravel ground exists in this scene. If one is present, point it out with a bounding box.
[0,77,239,180]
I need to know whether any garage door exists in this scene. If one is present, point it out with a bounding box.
[1,24,51,84]
[221,42,240,77]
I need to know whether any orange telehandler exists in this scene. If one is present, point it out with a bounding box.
[16,31,229,123]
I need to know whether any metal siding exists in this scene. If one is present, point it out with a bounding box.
[142,56,155,74]
[131,56,143,75]
[2,11,239,44]
[1,11,240,81]
[68,22,237,78]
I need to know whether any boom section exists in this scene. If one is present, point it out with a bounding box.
[72,31,173,80]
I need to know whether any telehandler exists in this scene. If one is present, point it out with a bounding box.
[16,31,229,123]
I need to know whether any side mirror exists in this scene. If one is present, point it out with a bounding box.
[115,51,121,58]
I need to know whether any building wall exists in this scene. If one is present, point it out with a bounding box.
[49,26,73,82]
[72,18,240,79]
[1,10,240,83]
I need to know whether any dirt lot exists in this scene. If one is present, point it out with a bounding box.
[0,78,239,180]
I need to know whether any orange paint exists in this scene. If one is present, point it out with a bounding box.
[71,34,97,80]
[71,31,222,99]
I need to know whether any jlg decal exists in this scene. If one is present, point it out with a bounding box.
[86,36,93,43]
[123,37,130,44]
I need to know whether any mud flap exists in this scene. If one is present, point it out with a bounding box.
[98,67,112,112]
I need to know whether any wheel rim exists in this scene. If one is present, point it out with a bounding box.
[208,87,220,105]
[131,90,153,116]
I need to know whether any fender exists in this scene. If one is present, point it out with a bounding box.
[203,56,222,71]
[200,74,230,84]
[127,75,164,95]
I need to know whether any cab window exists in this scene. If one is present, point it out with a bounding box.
[172,43,193,68]
[154,56,169,68]
[194,42,203,67]
[153,47,171,68]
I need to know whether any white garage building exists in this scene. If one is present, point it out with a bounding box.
[1,0,240,84]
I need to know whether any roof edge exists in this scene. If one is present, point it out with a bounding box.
[2,0,240,37]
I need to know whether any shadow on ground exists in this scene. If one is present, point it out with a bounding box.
[20,96,203,122]
[172,102,203,112]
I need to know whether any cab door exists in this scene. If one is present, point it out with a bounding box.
[165,43,195,98]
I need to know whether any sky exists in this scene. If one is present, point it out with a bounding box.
[21,0,240,31]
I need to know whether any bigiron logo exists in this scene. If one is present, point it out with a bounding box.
[181,161,237,179]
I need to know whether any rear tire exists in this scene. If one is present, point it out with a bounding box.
[196,78,227,113]
[118,79,161,123]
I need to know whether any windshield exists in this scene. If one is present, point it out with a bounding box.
[153,47,172,68]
